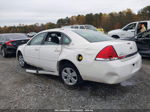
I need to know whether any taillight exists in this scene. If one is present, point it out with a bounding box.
[5,40,15,46]
[95,45,126,61]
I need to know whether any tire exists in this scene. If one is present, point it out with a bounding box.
[1,48,7,58]
[18,53,28,68]
[60,63,83,87]
[112,35,120,39]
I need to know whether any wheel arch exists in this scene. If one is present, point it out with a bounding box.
[57,59,79,74]
[58,59,83,86]
[112,35,120,39]
[16,50,22,59]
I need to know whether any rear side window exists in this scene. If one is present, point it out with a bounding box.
[62,34,71,45]
[73,30,113,43]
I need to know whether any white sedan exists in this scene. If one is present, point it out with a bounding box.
[17,29,142,86]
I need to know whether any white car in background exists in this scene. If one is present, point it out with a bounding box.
[17,29,142,87]
[27,32,37,37]
[108,21,150,39]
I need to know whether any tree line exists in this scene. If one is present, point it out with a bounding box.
[0,6,150,33]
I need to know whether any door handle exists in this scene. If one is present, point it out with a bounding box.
[35,48,39,51]
[54,49,60,52]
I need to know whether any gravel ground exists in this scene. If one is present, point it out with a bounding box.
[0,55,150,110]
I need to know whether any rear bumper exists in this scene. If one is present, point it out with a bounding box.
[5,47,17,54]
[79,53,142,84]
[139,50,150,57]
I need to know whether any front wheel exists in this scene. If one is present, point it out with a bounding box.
[60,63,83,87]
[18,53,27,68]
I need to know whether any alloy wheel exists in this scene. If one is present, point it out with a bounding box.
[18,55,25,67]
[62,67,78,85]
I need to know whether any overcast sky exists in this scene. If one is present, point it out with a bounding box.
[0,0,150,26]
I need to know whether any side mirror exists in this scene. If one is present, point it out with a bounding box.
[123,28,127,31]
[134,36,138,39]
[131,30,135,33]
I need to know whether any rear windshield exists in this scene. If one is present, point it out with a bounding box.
[73,30,113,42]
[2,33,28,41]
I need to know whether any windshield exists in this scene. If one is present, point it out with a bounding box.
[3,33,28,41]
[85,25,97,31]
[73,30,113,43]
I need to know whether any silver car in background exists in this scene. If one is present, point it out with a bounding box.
[62,25,97,31]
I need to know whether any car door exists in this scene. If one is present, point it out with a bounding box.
[122,23,137,38]
[136,30,150,54]
[39,32,63,72]
[39,32,71,73]
[24,32,47,66]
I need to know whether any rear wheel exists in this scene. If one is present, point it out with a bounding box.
[60,63,83,87]
[1,48,7,58]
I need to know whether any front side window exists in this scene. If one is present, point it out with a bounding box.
[29,33,46,45]
[73,30,113,43]
[137,22,148,34]
[123,23,136,31]
[43,32,61,45]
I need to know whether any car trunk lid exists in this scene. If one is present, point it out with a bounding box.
[89,40,138,60]
[11,39,29,47]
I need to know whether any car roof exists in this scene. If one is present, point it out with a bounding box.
[130,20,150,23]
[40,28,99,34]
[40,28,81,33]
